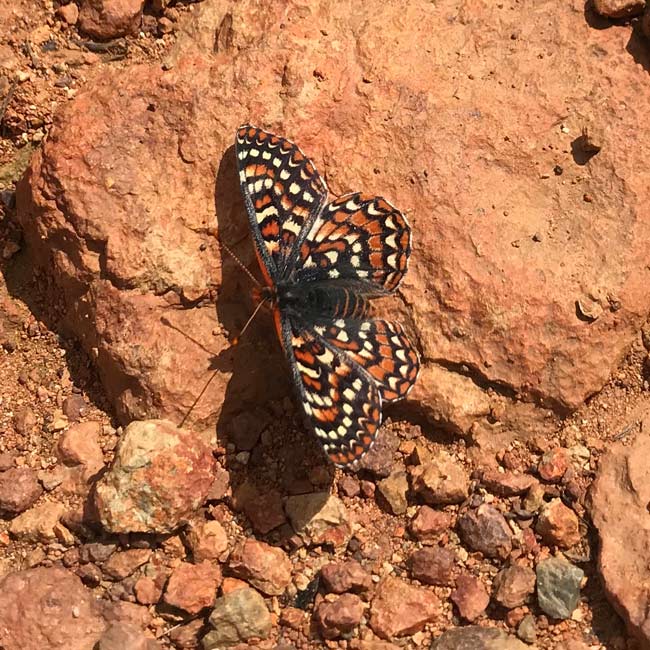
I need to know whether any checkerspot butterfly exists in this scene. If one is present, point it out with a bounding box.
[235,125,420,467]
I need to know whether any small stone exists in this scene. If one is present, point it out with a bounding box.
[280,606,305,630]
[62,394,87,421]
[538,448,569,483]
[517,614,537,643]
[76,563,103,587]
[169,619,203,649]
[80,542,117,563]
[315,593,364,639]
[451,574,489,622]
[0,467,43,513]
[56,2,80,25]
[163,561,222,614]
[184,520,229,562]
[457,504,513,559]
[320,560,372,594]
[492,565,536,608]
[58,421,105,490]
[358,431,398,478]
[522,483,546,513]
[97,622,162,650]
[338,475,360,498]
[409,506,452,543]
[369,575,439,639]
[410,451,469,505]
[285,492,351,547]
[432,626,531,649]
[157,16,174,34]
[232,482,286,534]
[536,556,584,619]
[359,642,401,650]
[9,502,66,542]
[103,549,151,580]
[203,588,271,647]
[593,0,645,18]
[38,465,66,491]
[481,469,537,497]
[377,471,409,515]
[134,577,163,605]
[78,0,144,40]
[227,410,269,451]
[228,539,291,596]
[535,499,581,548]
[408,547,457,586]
[0,452,16,471]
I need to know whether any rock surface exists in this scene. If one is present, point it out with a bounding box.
[16,0,650,435]
[588,424,650,645]
[0,467,42,513]
[536,556,584,620]
[432,625,534,650]
[163,561,222,614]
[315,593,365,640]
[457,505,513,559]
[228,538,291,596]
[94,419,215,533]
[451,574,489,622]
[78,0,144,40]
[285,492,351,547]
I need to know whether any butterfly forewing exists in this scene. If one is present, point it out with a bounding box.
[235,125,327,279]
[294,192,411,292]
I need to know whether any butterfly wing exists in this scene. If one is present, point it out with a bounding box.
[235,125,328,282]
[293,192,411,292]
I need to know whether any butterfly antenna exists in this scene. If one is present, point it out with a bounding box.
[230,298,267,346]
[220,241,261,288]
[178,368,219,429]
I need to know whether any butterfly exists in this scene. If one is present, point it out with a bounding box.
[234,125,420,467]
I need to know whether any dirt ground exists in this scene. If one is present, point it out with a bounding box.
[1,1,650,650]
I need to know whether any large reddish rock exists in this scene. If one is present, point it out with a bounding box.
[0,568,106,650]
[588,420,650,646]
[15,0,650,436]
[94,419,215,533]
[163,561,223,614]
[78,0,144,40]
[228,538,291,596]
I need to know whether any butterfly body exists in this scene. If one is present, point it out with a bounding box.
[235,125,420,467]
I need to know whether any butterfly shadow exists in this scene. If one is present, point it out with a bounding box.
[211,144,335,529]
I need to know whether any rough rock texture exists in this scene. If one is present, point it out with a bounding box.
[78,0,144,40]
[285,492,351,547]
[315,593,365,640]
[9,501,67,542]
[432,626,534,650]
[163,561,222,614]
[321,560,372,594]
[0,568,106,650]
[451,574,490,622]
[94,420,215,533]
[0,467,43,513]
[536,556,584,620]
[592,0,645,19]
[457,505,513,559]
[369,576,439,639]
[492,565,537,609]
[536,499,581,548]
[16,0,650,436]
[588,423,650,645]
[228,538,291,596]
[410,452,469,505]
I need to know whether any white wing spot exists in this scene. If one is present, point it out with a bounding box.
[262,151,271,160]
[328,268,340,279]
[249,148,260,157]
[289,182,301,194]
[303,191,313,202]
[273,157,282,167]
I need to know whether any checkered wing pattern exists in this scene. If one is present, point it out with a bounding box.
[286,319,382,466]
[294,193,411,292]
[235,125,327,280]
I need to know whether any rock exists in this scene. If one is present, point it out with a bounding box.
[359,642,401,650]
[134,576,163,605]
[536,556,583,620]
[377,471,409,515]
[0,568,105,650]
[338,475,361,498]
[408,547,457,586]
[103,549,151,580]
[80,542,117,563]
[492,565,536,608]
[409,506,452,543]
[94,420,215,533]
[184,519,229,562]
[56,2,80,25]
[163,561,222,614]
[410,452,469,505]
[315,593,364,639]
[227,409,269,451]
[203,588,271,647]
[285,492,351,547]
[169,619,204,649]
[97,623,162,650]
[537,448,569,483]
[62,394,87,421]
[57,421,105,488]
[369,576,439,639]
[592,0,645,18]
[523,483,546,513]
[481,469,537,497]
[228,539,291,596]
[517,614,537,644]
[232,482,286,534]
[535,499,581,548]
[357,431,398,477]
[588,428,650,645]
[457,505,513,559]
[9,502,68,542]
[0,467,43,513]
[432,625,534,650]
[78,0,144,40]
[451,574,489,622]
[320,560,372,594]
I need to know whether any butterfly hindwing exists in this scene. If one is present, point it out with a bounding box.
[294,193,411,292]
[235,125,327,279]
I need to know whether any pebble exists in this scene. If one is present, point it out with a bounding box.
[481,469,537,497]
[80,542,117,563]
[538,448,569,483]
[492,565,536,608]
[78,0,144,40]
[410,451,469,505]
[62,394,87,421]
[358,431,398,477]
[229,538,291,596]
[103,549,151,580]
[56,2,80,25]
[203,588,271,647]
[517,614,537,643]
[432,626,531,649]
[97,622,162,650]
[320,560,372,594]
[338,475,360,498]
[232,482,286,534]
[184,519,229,562]
[9,502,67,542]
[169,619,204,649]
[536,556,584,619]
[134,576,163,605]
[377,471,409,515]
[0,467,43,513]
[285,492,351,547]
[227,409,269,451]
[163,561,222,614]
[535,499,581,548]
[522,483,546,513]
[409,506,452,543]
[451,574,489,622]
[457,504,513,559]
[408,547,457,586]
[369,575,439,639]
[314,593,364,639]
[592,0,645,18]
